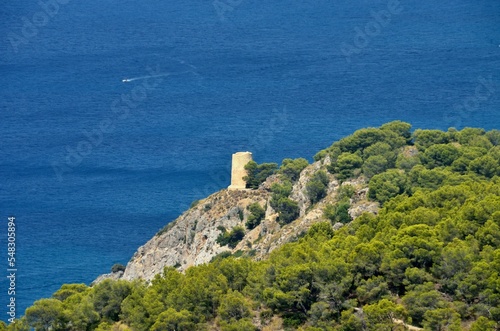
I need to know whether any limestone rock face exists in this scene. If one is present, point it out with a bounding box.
[97,159,380,283]
[93,271,123,284]
[121,189,268,281]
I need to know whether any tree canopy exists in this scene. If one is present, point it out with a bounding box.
[13,122,500,331]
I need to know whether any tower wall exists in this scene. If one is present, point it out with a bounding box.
[228,152,253,190]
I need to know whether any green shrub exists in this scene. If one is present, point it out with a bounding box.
[306,221,334,239]
[336,128,395,152]
[363,155,389,178]
[279,158,309,182]
[314,121,411,162]
[486,129,500,146]
[420,144,460,168]
[111,263,126,274]
[455,127,486,145]
[306,171,329,204]
[469,155,500,178]
[91,280,132,322]
[396,153,421,171]
[270,181,293,197]
[269,181,292,211]
[216,226,246,248]
[246,203,265,230]
[217,290,252,322]
[380,120,412,144]
[324,200,352,224]
[220,318,257,331]
[244,161,278,189]
[363,142,394,160]
[268,180,300,224]
[210,251,233,262]
[274,197,299,225]
[329,152,363,180]
[368,169,407,204]
[413,129,449,150]
[337,184,356,200]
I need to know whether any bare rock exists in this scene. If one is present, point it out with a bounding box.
[121,189,268,281]
[92,271,123,285]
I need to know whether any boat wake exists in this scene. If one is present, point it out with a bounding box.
[121,73,172,83]
[121,62,204,87]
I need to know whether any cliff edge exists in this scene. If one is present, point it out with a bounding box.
[97,158,378,283]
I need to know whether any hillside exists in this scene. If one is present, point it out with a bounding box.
[9,122,500,331]
[95,155,377,283]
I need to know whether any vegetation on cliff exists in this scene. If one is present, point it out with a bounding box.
[6,122,500,331]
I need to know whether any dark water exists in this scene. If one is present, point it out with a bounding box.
[0,0,499,320]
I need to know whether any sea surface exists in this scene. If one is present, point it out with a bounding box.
[0,0,499,320]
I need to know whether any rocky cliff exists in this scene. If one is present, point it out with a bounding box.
[97,157,379,283]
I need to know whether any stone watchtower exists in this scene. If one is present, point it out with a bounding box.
[228,152,253,190]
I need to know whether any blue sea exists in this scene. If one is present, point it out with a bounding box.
[0,0,499,320]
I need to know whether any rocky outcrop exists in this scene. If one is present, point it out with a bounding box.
[121,189,269,281]
[98,160,379,283]
[93,271,123,284]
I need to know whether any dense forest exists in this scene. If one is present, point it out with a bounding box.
[6,122,500,331]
